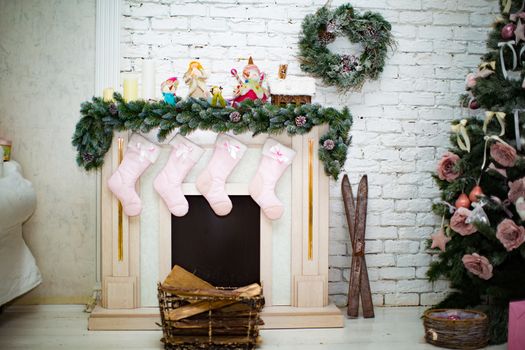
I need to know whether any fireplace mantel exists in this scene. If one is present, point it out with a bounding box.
[88,127,344,330]
[88,0,343,330]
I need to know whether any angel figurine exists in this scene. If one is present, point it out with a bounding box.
[183,61,210,99]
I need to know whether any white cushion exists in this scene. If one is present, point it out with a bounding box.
[0,161,36,232]
[0,161,41,305]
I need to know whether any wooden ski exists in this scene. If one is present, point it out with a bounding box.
[342,175,374,319]
[341,175,356,242]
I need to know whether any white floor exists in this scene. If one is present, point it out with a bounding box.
[0,305,506,350]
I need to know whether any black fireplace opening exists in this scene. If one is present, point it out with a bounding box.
[171,195,260,287]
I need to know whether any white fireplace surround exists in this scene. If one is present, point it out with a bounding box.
[88,0,343,330]
[156,131,290,309]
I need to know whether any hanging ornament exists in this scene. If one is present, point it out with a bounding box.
[455,193,471,209]
[469,185,485,202]
[431,227,451,252]
[516,197,525,221]
[469,99,480,110]
[498,41,518,80]
[514,19,525,43]
[501,23,517,39]
[502,0,513,14]
[451,119,471,152]
[483,111,506,136]
[491,195,514,218]
[510,0,525,22]
[466,200,490,226]
[465,73,477,89]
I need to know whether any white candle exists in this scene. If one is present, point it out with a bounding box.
[141,59,156,100]
[103,87,114,102]
[123,75,138,102]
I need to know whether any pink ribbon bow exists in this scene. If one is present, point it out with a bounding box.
[136,142,157,162]
[269,145,289,164]
[224,141,241,159]
[491,196,514,218]
[174,143,192,160]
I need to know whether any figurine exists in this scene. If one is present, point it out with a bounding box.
[183,61,210,99]
[210,86,226,108]
[161,77,179,105]
[230,57,269,106]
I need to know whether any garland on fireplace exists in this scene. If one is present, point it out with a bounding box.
[72,93,352,179]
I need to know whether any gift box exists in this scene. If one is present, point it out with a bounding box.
[509,300,525,350]
[0,138,11,161]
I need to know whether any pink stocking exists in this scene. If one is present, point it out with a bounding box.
[196,134,247,216]
[107,134,160,216]
[154,134,204,217]
[249,138,296,220]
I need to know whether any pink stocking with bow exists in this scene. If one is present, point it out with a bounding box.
[196,134,247,216]
[107,134,160,216]
[154,134,204,217]
[249,138,296,220]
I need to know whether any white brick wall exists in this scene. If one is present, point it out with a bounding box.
[121,0,498,306]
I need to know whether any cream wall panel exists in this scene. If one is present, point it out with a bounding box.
[0,0,97,303]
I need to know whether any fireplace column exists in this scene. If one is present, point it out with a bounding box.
[291,126,329,308]
[101,132,141,309]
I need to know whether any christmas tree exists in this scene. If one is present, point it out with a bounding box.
[427,0,525,344]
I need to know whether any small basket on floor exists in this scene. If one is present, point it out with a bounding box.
[423,309,489,349]
[157,283,265,350]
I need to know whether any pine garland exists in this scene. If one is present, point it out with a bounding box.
[428,1,525,344]
[71,93,352,179]
[298,3,394,91]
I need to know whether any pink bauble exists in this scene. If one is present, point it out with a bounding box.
[469,185,484,202]
[448,315,461,321]
[455,193,471,209]
[469,99,480,110]
[501,23,517,40]
[466,73,477,89]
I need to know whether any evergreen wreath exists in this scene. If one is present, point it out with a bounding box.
[298,3,394,91]
[72,93,353,180]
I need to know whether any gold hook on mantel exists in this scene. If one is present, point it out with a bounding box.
[117,137,124,262]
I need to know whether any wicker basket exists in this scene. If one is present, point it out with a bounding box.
[157,283,265,350]
[423,309,489,349]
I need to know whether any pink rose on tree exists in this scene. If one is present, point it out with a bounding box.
[508,177,525,203]
[462,253,493,280]
[450,207,477,236]
[496,219,525,251]
[437,152,461,182]
[490,142,517,167]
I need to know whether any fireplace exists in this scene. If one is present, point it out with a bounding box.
[89,128,343,330]
[89,2,342,330]
[171,195,260,287]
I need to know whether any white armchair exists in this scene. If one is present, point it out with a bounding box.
[0,158,41,305]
